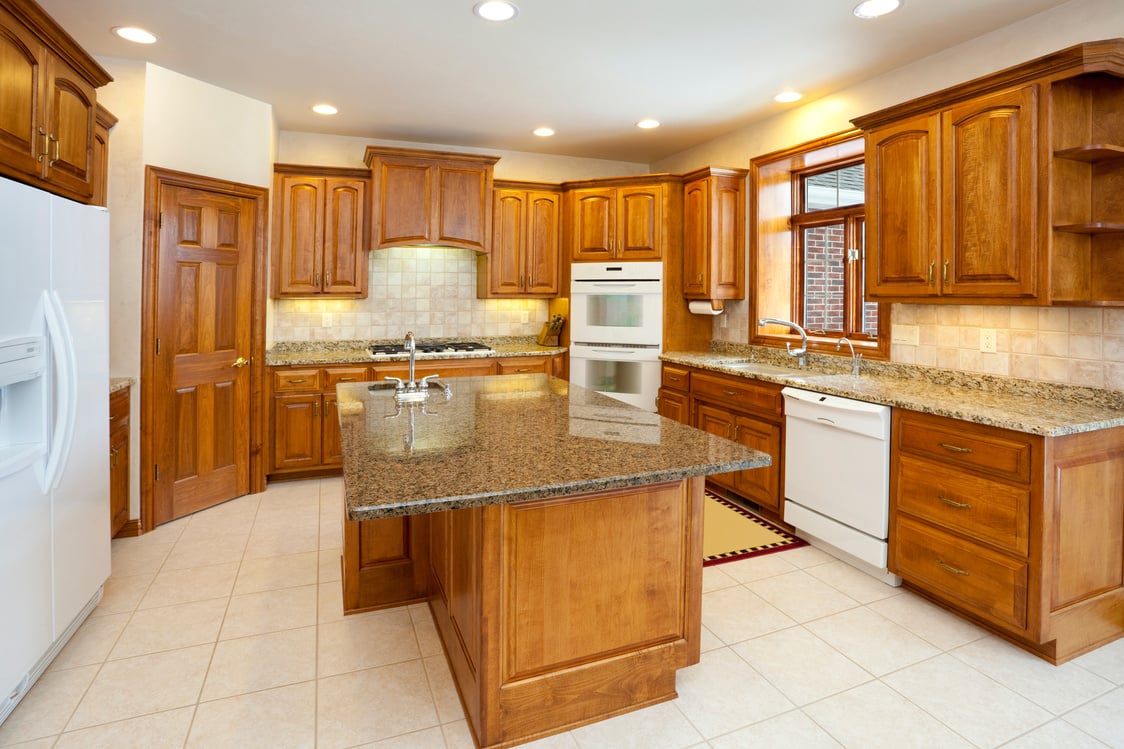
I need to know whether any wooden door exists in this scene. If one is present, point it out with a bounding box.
[616,184,662,260]
[682,177,709,297]
[865,113,941,298]
[435,163,490,252]
[275,175,322,295]
[108,387,130,538]
[489,189,525,295]
[271,394,321,472]
[693,401,737,493]
[525,191,560,294]
[322,393,343,467]
[942,86,1037,298]
[731,414,782,514]
[42,55,95,201]
[656,388,689,424]
[570,188,615,261]
[322,177,367,295]
[0,9,44,182]
[150,178,260,524]
[375,158,432,247]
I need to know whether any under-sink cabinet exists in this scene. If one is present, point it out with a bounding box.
[889,409,1124,663]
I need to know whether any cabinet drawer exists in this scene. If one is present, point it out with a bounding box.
[896,454,1030,556]
[496,356,549,375]
[661,365,690,392]
[691,372,782,418]
[273,368,321,392]
[896,412,1033,483]
[893,514,1028,631]
[325,367,370,389]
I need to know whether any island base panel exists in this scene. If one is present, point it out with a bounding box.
[342,514,430,614]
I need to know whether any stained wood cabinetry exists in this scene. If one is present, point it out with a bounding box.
[477,181,561,297]
[890,409,1124,663]
[656,364,690,424]
[270,366,369,474]
[109,385,130,538]
[681,167,747,302]
[855,40,1124,305]
[364,146,499,252]
[566,177,677,262]
[0,0,111,203]
[271,165,369,298]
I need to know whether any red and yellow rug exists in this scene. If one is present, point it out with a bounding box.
[703,491,807,566]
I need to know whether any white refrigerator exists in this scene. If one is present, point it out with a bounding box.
[0,175,110,724]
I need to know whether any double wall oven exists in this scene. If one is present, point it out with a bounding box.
[569,261,662,412]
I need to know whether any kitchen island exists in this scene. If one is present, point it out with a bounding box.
[335,374,769,749]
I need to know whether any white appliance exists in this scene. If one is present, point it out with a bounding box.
[569,262,663,412]
[781,387,900,586]
[0,176,111,724]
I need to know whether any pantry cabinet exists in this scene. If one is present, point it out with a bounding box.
[681,167,747,302]
[271,166,369,298]
[364,146,499,253]
[565,176,678,262]
[478,181,561,297]
[890,409,1124,663]
[0,0,111,203]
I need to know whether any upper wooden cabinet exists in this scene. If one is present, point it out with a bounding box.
[91,103,116,207]
[855,40,1124,305]
[478,181,561,298]
[0,0,111,203]
[565,177,677,262]
[271,165,369,298]
[681,167,747,302]
[364,146,500,253]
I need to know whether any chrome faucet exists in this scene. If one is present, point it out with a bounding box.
[836,336,862,376]
[757,318,809,367]
[404,331,416,386]
[384,331,449,403]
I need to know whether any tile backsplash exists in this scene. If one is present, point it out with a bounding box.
[272,247,549,341]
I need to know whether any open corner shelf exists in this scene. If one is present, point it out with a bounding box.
[1053,144,1124,163]
[1053,222,1124,235]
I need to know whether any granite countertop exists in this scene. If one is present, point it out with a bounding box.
[662,350,1124,437]
[109,376,135,394]
[337,374,769,520]
[266,337,566,367]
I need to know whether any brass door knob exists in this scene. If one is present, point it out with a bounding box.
[231,357,250,368]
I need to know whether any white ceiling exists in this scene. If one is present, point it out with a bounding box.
[40,0,1071,163]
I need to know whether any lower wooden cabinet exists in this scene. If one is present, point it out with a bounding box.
[109,385,130,538]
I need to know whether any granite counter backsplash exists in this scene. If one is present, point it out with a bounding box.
[267,336,566,367]
[663,344,1124,437]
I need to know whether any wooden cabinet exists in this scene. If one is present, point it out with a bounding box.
[269,366,369,475]
[271,165,369,298]
[91,103,116,207]
[856,40,1124,305]
[681,167,747,302]
[478,181,561,297]
[109,385,130,538]
[364,146,499,252]
[657,364,691,423]
[890,409,1124,663]
[494,355,551,375]
[0,0,111,203]
[566,177,676,262]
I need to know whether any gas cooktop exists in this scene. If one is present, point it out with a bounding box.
[368,341,495,358]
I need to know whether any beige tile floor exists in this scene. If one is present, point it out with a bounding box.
[2,477,1122,748]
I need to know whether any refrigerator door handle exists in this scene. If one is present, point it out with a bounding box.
[40,291,77,491]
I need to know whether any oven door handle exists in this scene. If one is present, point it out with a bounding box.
[589,282,638,288]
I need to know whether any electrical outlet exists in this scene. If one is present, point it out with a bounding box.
[980,327,997,353]
[322,313,332,328]
[520,311,529,324]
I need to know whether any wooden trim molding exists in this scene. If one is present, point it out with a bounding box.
[112,519,142,539]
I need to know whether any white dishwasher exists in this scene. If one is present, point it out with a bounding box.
[782,387,900,586]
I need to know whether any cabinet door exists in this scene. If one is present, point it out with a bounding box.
[525,191,560,294]
[657,387,689,424]
[322,177,368,296]
[109,388,130,538]
[42,55,95,201]
[0,11,45,180]
[942,86,1037,298]
[276,175,324,295]
[271,393,322,471]
[435,163,490,252]
[731,414,782,514]
[616,184,662,260]
[694,401,737,493]
[322,393,343,467]
[375,159,432,247]
[682,177,709,297]
[571,188,615,261]
[488,189,526,295]
[866,113,941,298]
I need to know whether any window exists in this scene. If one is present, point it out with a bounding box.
[750,131,890,360]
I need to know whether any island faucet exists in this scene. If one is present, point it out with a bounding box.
[757,318,809,367]
[404,331,416,386]
[383,331,449,403]
[836,336,862,376]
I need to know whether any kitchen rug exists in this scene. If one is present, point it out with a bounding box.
[703,491,806,566]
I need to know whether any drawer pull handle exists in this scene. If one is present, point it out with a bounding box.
[515,368,532,372]
[337,377,356,382]
[722,389,738,396]
[936,559,969,576]
[287,378,308,384]
[668,376,681,382]
[939,442,973,454]
[937,495,972,509]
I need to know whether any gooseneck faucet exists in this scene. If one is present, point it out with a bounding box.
[757,318,809,367]
[836,336,862,377]
[404,331,416,386]
[383,331,450,403]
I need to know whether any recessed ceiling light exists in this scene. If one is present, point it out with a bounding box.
[636,119,661,130]
[853,0,901,19]
[112,26,157,44]
[312,104,338,115]
[533,127,555,137]
[474,1,518,22]
[774,91,803,103]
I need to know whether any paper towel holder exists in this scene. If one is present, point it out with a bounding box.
[688,299,724,316]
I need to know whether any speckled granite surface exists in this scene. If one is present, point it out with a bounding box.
[337,374,769,520]
[267,337,566,366]
[109,376,135,394]
[662,347,1124,437]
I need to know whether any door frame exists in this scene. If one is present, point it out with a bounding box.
[140,165,269,532]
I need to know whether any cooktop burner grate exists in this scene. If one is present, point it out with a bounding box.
[368,341,495,357]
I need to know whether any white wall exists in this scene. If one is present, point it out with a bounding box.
[650,0,1124,391]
